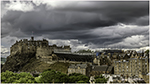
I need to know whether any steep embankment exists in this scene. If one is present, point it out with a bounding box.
[20,57,51,72]
[21,61,71,73]
[49,62,71,74]
[2,51,36,72]
[2,51,71,73]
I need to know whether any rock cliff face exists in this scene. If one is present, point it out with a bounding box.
[2,37,71,72]
[1,51,36,72]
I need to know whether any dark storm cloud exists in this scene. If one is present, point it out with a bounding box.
[132,16,149,26]
[1,1,149,49]
[1,9,116,38]
[86,25,149,47]
[54,1,149,25]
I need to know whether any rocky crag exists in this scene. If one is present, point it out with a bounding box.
[2,37,71,72]
[2,50,71,73]
[2,50,36,72]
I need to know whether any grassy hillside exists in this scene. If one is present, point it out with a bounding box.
[21,58,71,73]
[49,62,71,74]
[21,58,51,72]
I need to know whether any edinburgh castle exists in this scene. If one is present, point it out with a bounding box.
[10,37,71,62]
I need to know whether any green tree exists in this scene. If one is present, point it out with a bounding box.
[69,73,89,83]
[94,74,108,83]
[94,74,104,79]
[77,80,86,83]
[39,70,69,83]
[40,70,56,83]
[55,72,69,83]
[69,73,83,76]
[1,70,35,83]
[69,76,77,83]
[17,72,35,83]
[145,49,149,54]
[1,70,18,83]
[95,78,107,83]
[35,76,42,83]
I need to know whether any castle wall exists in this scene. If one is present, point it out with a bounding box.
[10,37,72,64]
[36,46,52,59]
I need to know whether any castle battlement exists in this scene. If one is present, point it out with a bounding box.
[10,37,71,58]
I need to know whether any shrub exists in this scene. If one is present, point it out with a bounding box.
[1,70,35,83]
[69,73,89,83]
[77,80,86,83]
[39,70,69,83]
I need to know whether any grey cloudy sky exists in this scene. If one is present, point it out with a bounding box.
[1,0,149,56]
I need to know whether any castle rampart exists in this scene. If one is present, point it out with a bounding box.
[10,37,71,60]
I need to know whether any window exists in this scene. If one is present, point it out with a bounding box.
[80,70,82,73]
[69,69,71,72]
[83,70,85,73]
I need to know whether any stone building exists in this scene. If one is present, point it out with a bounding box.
[68,63,92,76]
[90,65,114,76]
[114,52,149,82]
[93,52,112,66]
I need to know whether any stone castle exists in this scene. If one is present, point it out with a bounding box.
[10,37,71,61]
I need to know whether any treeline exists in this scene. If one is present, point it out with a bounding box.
[1,69,108,83]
